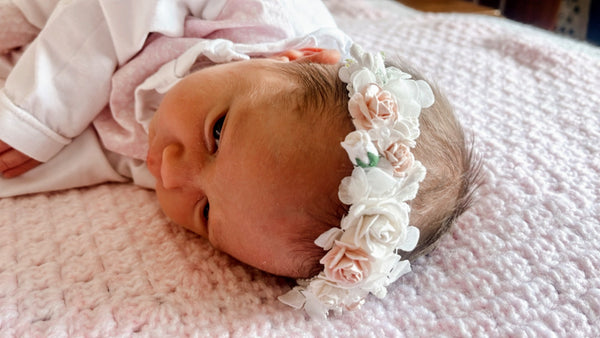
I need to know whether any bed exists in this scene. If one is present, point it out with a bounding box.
[1,0,600,336]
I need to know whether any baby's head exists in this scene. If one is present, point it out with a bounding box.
[147,47,478,286]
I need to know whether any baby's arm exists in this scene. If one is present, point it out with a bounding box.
[0,0,124,170]
[0,0,217,177]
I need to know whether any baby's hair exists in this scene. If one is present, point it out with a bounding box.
[275,61,352,277]
[397,61,481,260]
[272,58,480,277]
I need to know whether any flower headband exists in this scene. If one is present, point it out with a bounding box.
[278,44,435,319]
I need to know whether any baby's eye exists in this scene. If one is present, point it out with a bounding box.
[203,202,210,221]
[213,115,225,149]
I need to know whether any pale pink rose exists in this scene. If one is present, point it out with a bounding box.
[348,84,398,130]
[320,241,371,287]
[383,142,414,177]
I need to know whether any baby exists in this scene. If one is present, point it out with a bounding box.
[0,0,479,318]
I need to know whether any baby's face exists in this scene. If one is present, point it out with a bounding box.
[147,59,352,277]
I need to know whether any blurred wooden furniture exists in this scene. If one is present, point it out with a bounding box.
[397,0,562,30]
[501,0,561,30]
[398,0,501,16]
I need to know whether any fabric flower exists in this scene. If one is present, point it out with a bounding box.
[393,161,427,202]
[341,130,379,168]
[350,68,377,96]
[339,44,386,96]
[315,227,343,250]
[413,79,435,108]
[391,117,421,147]
[338,167,402,205]
[338,167,370,205]
[302,277,346,318]
[384,77,434,111]
[384,67,412,83]
[340,199,410,258]
[348,84,399,131]
[382,142,415,177]
[320,241,371,288]
[397,226,420,252]
[279,43,432,319]
[363,167,400,199]
[364,255,411,298]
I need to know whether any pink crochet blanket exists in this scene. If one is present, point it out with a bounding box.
[2,0,600,336]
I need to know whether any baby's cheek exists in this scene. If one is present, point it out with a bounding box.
[156,189,206,237]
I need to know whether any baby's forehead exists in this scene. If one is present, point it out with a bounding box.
[234,60,310,107]
[199,59,339,119]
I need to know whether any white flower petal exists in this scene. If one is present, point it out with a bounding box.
[397,226,420,252]
[365,167,397,197]
[395,161,426,201]
[384,77,411,100]
[388,260,411,283]
[278,288,306,310]
[386,67,412,81]
[371,286,387,299]
[349,44,364,61]
[415,80,435,108]
[303,291,330,320]
[351,68,377,94]
[338,167,369,205]
[338,65,351,84]
[315,227,343,250]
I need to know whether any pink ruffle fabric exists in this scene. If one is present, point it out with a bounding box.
[92,0,325,160]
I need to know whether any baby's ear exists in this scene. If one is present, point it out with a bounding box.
[275,48,340,65]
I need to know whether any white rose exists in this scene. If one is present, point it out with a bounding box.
[340,199,411,258]
[306,276,346,309]
[303,275,368,317]
[341,130,379,168]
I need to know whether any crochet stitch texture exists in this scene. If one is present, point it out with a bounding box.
[1,0,600,335]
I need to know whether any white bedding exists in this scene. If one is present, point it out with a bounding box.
[1,0,600,336]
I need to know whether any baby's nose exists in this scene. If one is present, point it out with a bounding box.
[160,144,190,190]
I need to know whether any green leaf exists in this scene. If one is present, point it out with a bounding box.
[355,152,380,168]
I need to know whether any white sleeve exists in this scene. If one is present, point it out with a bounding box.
[0,0,219,162]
